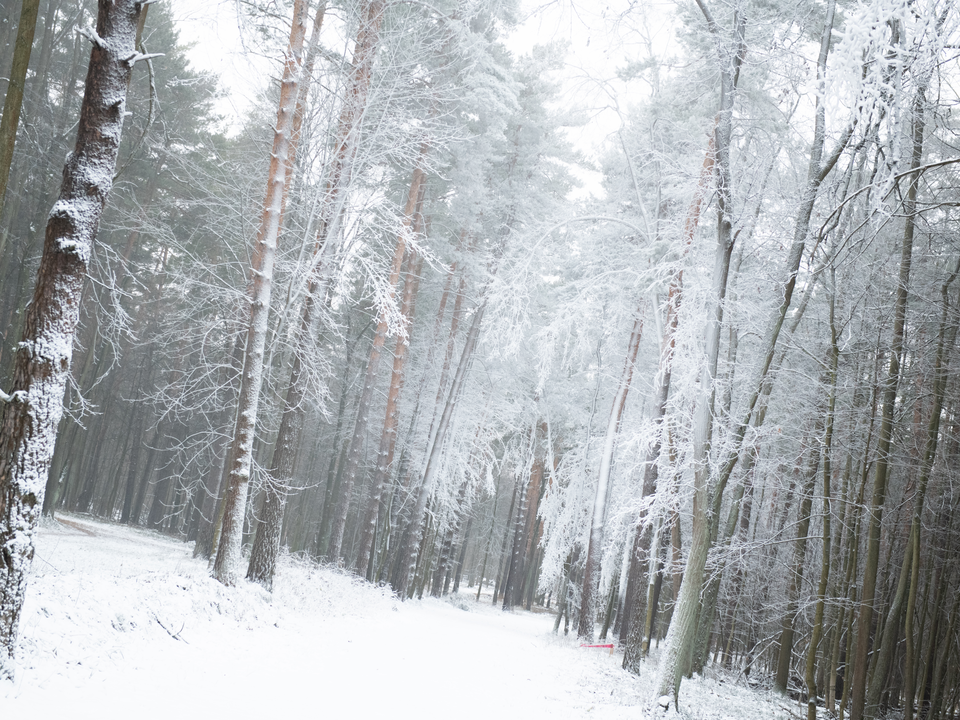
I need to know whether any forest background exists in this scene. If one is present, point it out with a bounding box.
[0,1,959,719]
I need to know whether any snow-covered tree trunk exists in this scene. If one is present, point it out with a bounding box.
[395,298,486,598]
[311,0,385,255]
[244,2,328,591]
[0,0,144,676]
[653,0,742,706]
[774,432,820,692]
[247,0,382,575]
[211,0,309,586]
[859,82,931,720]
[515,435,547,608]
[578,312,643,640]
[899,264,960,720]
[802,280,837,720]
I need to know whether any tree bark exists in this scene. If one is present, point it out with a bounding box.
[900,267,960,720]
[775,433,821,693]
[395,298,486,598]
[354,241,424,576]
[621,131,713,657]
[305,0,386,276]
[243,3,329,590]
[0,0,143,676]
[804,274,839,720]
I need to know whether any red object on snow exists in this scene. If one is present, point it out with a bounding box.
[579,643,614,648]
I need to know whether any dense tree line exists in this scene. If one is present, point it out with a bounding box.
[3,1,960,718]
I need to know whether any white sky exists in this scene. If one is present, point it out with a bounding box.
[165,0,274,126]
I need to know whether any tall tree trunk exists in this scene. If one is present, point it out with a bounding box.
[395,299,487,598]
[0,0,144,676]
[804,273,839,720]
[655,0,851,702]
[452,512,473,594]
[242,3,329,591]
[690,448,753,676]
[775,432,821,693]
[211,0,309,586]
[354,246,425,577]
[272,0,390,566]
[850,80,925,720]
[502,452,532,609]
[515,437,547,607]
[0,0,40,220]
[900,267,960,720]
[578,312,643,639]
[653,1,744,706]
[305,0,386,277]
[621,131,714,659]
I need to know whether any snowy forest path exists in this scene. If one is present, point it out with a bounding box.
[1,515,798,719]
[0,514,657,719]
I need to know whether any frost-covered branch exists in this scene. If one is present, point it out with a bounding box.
[0,389,25,404]
[76,25,106,49]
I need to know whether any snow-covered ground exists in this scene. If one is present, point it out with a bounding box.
[2,515,799,719]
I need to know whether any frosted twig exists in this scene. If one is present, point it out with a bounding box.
[124,52,164,67]
[76,26,106,49]
[114,40,162,181]
[152,613,187,642]
[0,388,25,403]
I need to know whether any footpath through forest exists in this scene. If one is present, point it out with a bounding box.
[1,515,794,719]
